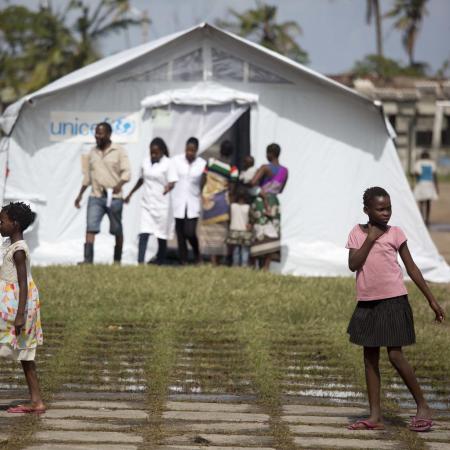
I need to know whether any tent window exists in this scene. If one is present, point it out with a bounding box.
[173,49,203,81]
[249,64,291,84]
[211,48,244,81]
[117,63,168,82]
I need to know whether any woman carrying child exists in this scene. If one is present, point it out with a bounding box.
[250,143,288,271]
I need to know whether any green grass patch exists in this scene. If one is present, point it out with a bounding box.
[0,265,448,448]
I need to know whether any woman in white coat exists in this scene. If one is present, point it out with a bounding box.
[125,138,178,264]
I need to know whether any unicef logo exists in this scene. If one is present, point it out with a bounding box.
[49,112,139,142]
[112,117,136,135]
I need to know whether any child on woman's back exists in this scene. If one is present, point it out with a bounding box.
[239,155,257,186]
[227,187,253,266]
[0,202,45,414]
[346,187,444,432]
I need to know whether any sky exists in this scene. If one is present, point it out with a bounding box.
[2,0,449,75]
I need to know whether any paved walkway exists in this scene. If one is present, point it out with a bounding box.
[0,328,448,449]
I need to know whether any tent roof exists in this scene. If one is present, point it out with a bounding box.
[0,22,372,135]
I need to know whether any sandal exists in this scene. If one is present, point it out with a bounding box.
[348,419,385,430]
[7,404,46,414]
[410,417,432,432]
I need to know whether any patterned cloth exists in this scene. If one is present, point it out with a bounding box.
[200,222,229,256]
[0,240,43,359]
[201,158,238,256]
[250,163,288,259]
[250,195,281,259]
[201,158,238,225]
[226,229,253,247]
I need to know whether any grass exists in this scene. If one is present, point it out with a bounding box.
[0,265,449,449]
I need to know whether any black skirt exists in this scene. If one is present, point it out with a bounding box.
[347,295,416,347]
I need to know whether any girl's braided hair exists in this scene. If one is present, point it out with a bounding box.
[363,186,390,207]
[2,202,36,231]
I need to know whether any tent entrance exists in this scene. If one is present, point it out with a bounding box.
[213,108,250,170]
[198,107,250,169]
[141,83,257,163]
[148,103,251,163]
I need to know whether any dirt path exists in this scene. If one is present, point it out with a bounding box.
[428,182,450,263]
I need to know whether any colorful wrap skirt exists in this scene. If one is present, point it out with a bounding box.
[250,194,281,260]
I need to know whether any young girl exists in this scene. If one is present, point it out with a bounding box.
[226,187,253,266]
[346,187,444,432]
[0,202,45,414]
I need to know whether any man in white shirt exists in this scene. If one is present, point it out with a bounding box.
[171,137,206,264]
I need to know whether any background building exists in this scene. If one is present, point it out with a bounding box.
[332,75,450,173]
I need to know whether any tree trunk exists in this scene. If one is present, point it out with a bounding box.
[374,0,383,58]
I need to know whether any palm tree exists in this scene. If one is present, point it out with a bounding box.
[366,0,383,59]
[384,0,429,66]
[217,2,308,64]
[67,0,151,68]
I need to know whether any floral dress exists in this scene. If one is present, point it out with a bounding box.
[0,240,43,361]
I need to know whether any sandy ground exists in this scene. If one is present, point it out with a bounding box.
[427,182,450,262]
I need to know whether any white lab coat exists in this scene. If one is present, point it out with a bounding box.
[171,154,206,219]
[140,155,178,239]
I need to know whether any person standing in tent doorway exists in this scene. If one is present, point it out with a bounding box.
[250,143,288,271]
[413,150,439,227]
[74,122,131,264]
[171,137,206,265]
[125,137,178,265]
[200,140,238,265]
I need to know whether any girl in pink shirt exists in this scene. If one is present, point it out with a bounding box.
[346,187,444,432]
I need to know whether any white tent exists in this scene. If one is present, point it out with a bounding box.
[1,23,449,281]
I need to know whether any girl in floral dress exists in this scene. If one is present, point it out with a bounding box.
[0,202,45,414]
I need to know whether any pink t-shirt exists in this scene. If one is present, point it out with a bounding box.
[346,225,408,301]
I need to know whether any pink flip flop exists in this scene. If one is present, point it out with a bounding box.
[410,417,433,432]
[7,405,46,414]
[348,419,385,430]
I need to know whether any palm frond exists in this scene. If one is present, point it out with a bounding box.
[91,17,144,38]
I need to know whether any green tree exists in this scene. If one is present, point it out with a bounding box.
[217,2,308,64]
[352,54,427,79]
[384,0,429,66]
[0,5,76,106]
[67,0,150,68]
[0,1,149,109]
